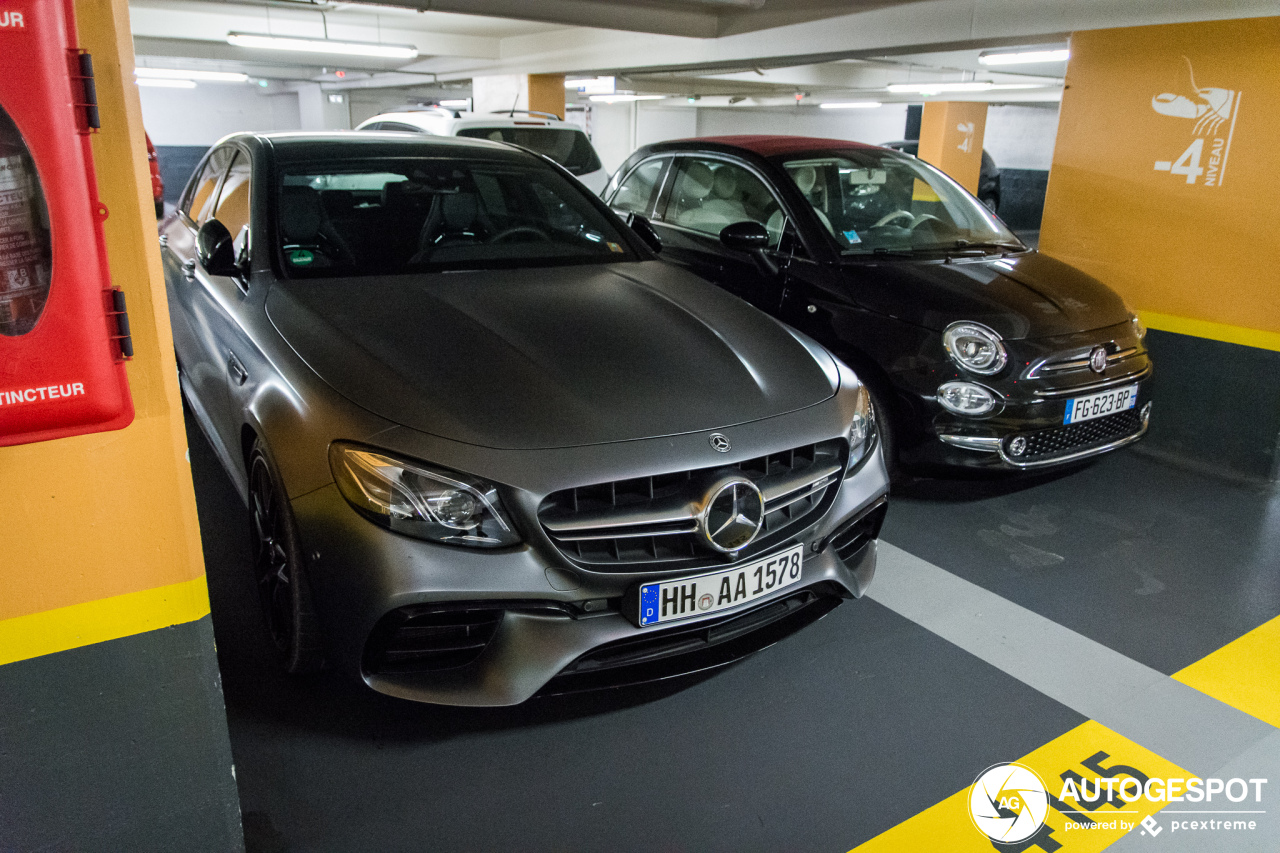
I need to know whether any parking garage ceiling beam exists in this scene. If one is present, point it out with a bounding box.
[388,0,724,38]
[128,0,1277,92]
[410,0,1279,79]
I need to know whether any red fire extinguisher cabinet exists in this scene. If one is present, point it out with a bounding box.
[0,0,134,447]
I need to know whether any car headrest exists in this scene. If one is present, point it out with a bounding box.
[441,193,479,230]
[321,189,354,218]
[382,180,412,209]
[789,165,817,195]
[679,162,715,200]
[712,168,739,199]
[280,185,323,243]
[766,209,785,241]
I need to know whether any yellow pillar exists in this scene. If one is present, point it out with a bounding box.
[0,0,209,662]
[1041,17,1280,343]
[917,101,988,195]
[527,74,567,120]
[1039,16,1280,482]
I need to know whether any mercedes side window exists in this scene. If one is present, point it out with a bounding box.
[609,158,666,217]
[212,151,252,268]
[183,146,235,226]
[664,158,784,248]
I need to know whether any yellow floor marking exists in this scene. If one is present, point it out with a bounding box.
[0,576,211,666]
[850,720,1188,852]
[1138,310,1280,353]
[1173,614,1280,729]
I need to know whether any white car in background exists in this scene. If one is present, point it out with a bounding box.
[356,108,609,194]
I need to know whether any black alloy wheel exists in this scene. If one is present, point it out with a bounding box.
[249,438,324,673]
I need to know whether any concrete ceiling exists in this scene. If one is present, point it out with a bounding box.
[128,0,1275,104]
[361,0,921,39]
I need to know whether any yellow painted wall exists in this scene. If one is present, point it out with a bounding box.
[918,101,988,195]
[528,74,566,120]
[0,0,208,662]
[1041,17,1280,341]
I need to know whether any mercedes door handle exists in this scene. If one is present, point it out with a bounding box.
[227,353,248,386]
[182,258,196,281]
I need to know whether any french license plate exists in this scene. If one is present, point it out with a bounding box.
[1064,384,1138,425]
[637,544,804,627]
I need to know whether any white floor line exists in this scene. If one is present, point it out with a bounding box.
[869,542,1277,778]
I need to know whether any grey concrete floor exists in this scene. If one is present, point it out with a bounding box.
[182,410,1279,852]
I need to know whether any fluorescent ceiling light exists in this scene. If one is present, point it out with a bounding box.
[136,68,248,82]
[887,82,1045,94]
[438,99,471,109]
[819,101,883,109]
[137,78,197,88]
[979,49,1070,66]
[566,76,616,95]
[888,81,993,93]
[589,94,664,103]
[226,32,418,60]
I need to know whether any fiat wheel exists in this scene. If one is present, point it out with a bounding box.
[249,438,324,673]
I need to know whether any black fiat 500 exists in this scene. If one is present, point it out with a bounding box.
[606,135,1152,474]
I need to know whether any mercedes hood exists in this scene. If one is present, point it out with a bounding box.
[267,262,839,449]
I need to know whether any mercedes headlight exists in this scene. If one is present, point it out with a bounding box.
[1131,313,1147,340]
[329,443,521,547]
[847,384,877,470]
[943,321,1007,375]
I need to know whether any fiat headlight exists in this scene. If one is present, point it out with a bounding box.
[329,442,521,547]
[943,321,1007,375]
[937,381,997,416]
[847,384,877,470]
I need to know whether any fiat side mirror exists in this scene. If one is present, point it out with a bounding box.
[720,220,778,275]
[197,219,244,278]
[719,220,770,252]
[626,213,662,255]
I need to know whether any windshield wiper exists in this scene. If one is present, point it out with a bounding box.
[948,239,1025,253]
[867,247,921,257]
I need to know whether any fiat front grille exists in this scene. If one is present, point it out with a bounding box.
[1005,409,1144,465]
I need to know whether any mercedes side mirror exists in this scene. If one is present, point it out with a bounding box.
[197,219,244,278]
[626,213,662,255]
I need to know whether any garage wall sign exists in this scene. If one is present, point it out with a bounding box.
[1039,16,1280,338]
[0,0,134,446]
[1151,58,1240,187]
[917,100,988,196]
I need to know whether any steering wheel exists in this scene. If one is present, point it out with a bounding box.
[873,210,915,228]
[489,226,551,244]
[908,213,942,230]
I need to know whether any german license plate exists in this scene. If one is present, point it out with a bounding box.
[637,544,804,627]
[1064,384,1138,425]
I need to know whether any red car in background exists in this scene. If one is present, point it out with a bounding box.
[146,132,164,218]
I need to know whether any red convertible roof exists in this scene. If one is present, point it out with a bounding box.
[689,135,879,156]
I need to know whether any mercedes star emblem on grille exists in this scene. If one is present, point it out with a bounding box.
[698,477,765,554]
[709,433,731,453]
[1088,346,1108,374]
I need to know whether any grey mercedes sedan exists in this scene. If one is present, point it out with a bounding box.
[162,132,888,705]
